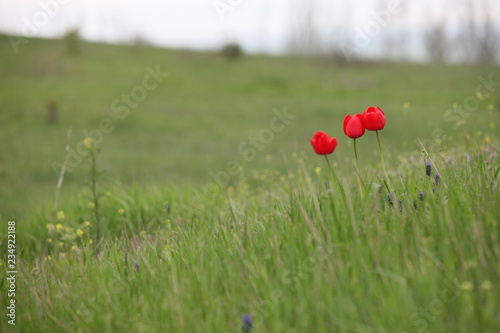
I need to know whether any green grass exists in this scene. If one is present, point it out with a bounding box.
[0,35,499,332]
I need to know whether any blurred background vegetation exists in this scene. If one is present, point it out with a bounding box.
[0,0,499,219]
[0,32,498,220]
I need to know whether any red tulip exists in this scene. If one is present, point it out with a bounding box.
[309,131,338,155]
[343,114,365,139]
[363,106,386,131]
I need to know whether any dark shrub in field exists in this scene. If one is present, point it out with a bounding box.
[63,29,81,57]
[220,43,243,60]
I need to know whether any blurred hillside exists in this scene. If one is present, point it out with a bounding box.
[0,34,499,218]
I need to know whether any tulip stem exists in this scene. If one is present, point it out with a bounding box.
[354,138,359,167]
[324,155,339,185]
[376,130,391,192]
[353,139,364,195]
[324,155,333,178]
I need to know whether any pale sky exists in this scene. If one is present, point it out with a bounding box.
[1,0,499,60]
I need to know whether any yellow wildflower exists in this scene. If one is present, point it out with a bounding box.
[88,202,95,208]
[56,224,64,231]
[83,137,93,150]
[88,239,94,244]
[47,238,53,243]
[487,104,494,111]
[71,245,78,251]
[76,229,84,237]
[480,280,492,290]
[314,167,321,175]
[118,209,125,214]
[56,211,65,220]
[460,281,474,291]
[84,221,92,227]
[45,256,52,262]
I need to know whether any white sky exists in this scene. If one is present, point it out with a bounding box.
[0,0,499,59]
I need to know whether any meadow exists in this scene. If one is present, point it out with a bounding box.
[0,35,499,332]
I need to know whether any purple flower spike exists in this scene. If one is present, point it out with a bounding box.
[434,174,440,186]
[397,199,403,212]
[134,261,139,272]
[387,193,394,207]
[420,191,425,201]
[426,162,432,177]
[242,314,253,333]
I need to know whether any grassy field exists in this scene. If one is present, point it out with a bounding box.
[0,35,499,332]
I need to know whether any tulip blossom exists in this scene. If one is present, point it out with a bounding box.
[309,131,338,155]
[309,131,340,185]
[343,114,365,139]
[363,106,386,131]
